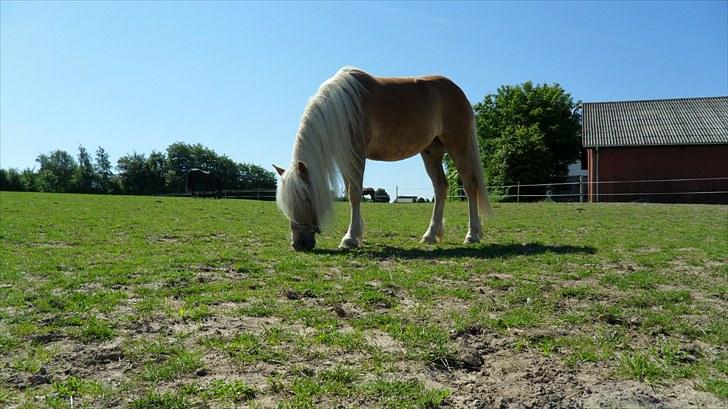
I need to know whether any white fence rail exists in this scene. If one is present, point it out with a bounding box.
[444,176,728,203]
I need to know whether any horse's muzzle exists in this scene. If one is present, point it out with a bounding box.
[292,235,316,251]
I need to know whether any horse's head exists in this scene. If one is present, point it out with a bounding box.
[274,161,319,251]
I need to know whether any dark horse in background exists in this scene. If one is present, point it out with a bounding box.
[186,169,223,198]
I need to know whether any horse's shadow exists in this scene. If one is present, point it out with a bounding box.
[314,242,596,260]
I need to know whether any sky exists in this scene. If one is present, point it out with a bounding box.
[1,1,727,198]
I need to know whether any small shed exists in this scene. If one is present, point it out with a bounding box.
[582,97,728,203]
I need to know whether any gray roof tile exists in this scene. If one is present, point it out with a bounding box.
[582,97,728,147]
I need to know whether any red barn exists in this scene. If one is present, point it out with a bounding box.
[582,97,728,204]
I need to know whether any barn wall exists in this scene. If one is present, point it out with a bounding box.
[587,145,728,204]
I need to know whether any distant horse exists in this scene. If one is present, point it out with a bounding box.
[274,67,493,251]
[362,187,376,201]
[186,169,222,198]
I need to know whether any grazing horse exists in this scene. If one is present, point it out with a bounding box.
[186,169,222,198]
[274,67,493,251]
[362,187,376,201]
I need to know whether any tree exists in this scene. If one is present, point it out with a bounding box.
[36,150,78,193]
[74,145,96,193]
[166,142,196,191]
[116,152,148,194]
[117,151,168,194]
[213,155,240,191]
[145,151,168,193]
[0,169,7,190]
[165,142,221,191]
[94,147,114,194]
[8,142,274,196]
[238,162,276,190]
[448,81,581,199]
[0,168,26,191]
[20,168,40,191]
[484,124,552,196]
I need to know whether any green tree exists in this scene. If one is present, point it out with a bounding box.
[14,142,274,196]
[116,152,148,194]
[74,145,96,193]
[117,151,169,195]
[448,81,581,200]
[165,142,275,192]
[145,151,168,193]
[94,147,114,193]
[20,168,40,192]
[165,142,218,191]
[0,168,26,191]
[36,150,78,192]
[212,155,239,191]
[485,124,552,194]
[0,169,7,190]
[238,162,276,190]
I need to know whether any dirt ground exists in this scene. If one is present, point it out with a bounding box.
[4,304,724,409]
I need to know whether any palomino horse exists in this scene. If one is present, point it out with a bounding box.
[275,67,492,251]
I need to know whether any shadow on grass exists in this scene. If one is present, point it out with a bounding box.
[314,242,596,260]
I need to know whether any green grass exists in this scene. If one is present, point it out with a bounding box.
[141,350,202,382]
[1,191,726,407]
[130,390,191,409]
[204,379,256,402]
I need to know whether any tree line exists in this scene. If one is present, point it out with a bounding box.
[0,142,276,195]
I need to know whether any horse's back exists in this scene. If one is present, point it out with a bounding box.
[360,72,473,161]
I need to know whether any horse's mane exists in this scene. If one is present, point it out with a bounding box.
[277,67,368,228]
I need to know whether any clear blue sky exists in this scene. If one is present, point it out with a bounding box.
[2,1,726,197]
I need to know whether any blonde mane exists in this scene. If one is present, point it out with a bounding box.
[276,67,368,228]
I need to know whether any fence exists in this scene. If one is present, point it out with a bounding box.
[169,189,277,200]
[444,176,728,204]
[222,189,277,200]
[171,177,728,205]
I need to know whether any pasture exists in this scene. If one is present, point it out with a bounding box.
[0,191,726,408]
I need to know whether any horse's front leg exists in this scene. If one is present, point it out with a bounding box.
[339,180,364,250]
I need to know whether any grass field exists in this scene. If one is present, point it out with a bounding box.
[0,191,726,408]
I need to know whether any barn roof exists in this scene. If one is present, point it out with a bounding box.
[582,96,728,147]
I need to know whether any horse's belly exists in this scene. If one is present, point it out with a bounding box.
[365,129,436,161]
[366,148,419,162]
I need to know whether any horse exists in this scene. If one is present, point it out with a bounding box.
[274,67,493,251]
[186,168,222,198]
[362,187,376,202]
[362,187,389,203]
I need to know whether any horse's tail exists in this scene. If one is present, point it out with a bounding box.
[470,123,494,220]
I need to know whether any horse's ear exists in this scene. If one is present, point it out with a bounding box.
[297,161,307,174]
[273,164,285,176]
[297,161,310,183]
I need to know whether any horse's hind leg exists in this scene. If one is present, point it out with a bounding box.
[421,140,448,244]
[446,139,483,244]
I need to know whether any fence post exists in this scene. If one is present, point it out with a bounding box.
[517,181,520,203]
[579,175,584,203]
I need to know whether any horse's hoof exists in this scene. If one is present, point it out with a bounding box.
[421,235,439,245]
[464,235,480,244]
[338,237,360,250]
